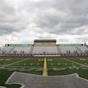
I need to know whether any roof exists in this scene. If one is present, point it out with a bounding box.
[5,44,32,47]
[34,39,56,43]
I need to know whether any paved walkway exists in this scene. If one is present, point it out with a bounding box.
[6,72,88,88]
[42,57,48,76]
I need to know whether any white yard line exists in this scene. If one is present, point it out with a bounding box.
[64,58,88,68]
[0,59,28,68]
[5,72,25,88]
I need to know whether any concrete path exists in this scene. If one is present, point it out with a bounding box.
[6,72,88,88]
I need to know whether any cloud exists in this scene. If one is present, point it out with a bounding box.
[0,32,21,44]
[0,0,88,43]
[32,0,88,35]
[0,0,29,35]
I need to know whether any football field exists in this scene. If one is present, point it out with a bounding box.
[0,57,88,88]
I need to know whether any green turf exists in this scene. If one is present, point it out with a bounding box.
[0,69,21,88]
[0,58,43,88]
[0,57,88,88]
[47,57,88,79]
[5,58,43,75]
[68,57,88,64]
[0,59,21,65]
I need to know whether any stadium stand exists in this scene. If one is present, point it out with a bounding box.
[0,40,88,56]
[2,46,14,54]
[32,46,58,55]
[32,39,58,56]
[11,46,32,54]
[6,72,88,88]
[77,45,88,53]
[58,44,88,56]
[0,44,32,56]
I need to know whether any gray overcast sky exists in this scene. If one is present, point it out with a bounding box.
[0,0,88,44]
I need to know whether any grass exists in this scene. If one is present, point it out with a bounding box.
[0,57,88,88]
[5,58,43,75]
[0,57,43,88]
[0,69,21,88]
[69,57,88,64]
[0,59,21,66]
[47,57,88,79]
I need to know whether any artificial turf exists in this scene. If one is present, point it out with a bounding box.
[0,57,88,88]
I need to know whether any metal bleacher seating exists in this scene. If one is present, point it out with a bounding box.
[0,43,88,56]
[58,44,88,55]
[32,45,58,55]
[12,46,32,54]
[0,44,33,56]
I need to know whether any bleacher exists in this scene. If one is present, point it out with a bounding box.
[77,45,88,53]
[11,46,32,54]
[59,44,80,54]
[2,46,14,54]
[0,40,88,56]
[32,45,58,55]
[58,44,88,56]
[0,44,33,56]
